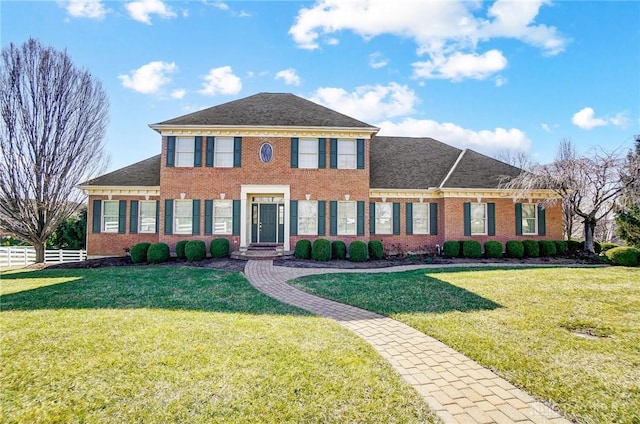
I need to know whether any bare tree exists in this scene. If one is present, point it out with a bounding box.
[502,139,633,253]
[495,148,532,170]
[0,38,109,262]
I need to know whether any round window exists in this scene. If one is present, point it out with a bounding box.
[259,143,273,163]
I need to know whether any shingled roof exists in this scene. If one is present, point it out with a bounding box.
[440,149,522,189]
[152,93,376,129]
[79,155,160,187]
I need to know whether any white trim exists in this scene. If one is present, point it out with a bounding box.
[149,124,379,139]
[370,187,559,199]
[240,185,290,251]
[439,149,466,188]
[78,186,160,196]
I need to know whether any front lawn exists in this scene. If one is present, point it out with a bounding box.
[291,266,640,424]
[0,267,435,423]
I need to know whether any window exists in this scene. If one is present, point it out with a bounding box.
[298,201,317,235]
[213,200,232,234]
[522,203,537,235]
[174,200,192,234]
[214,137,234,167]
[470,203,487,235]
[375,202,392,234]
[175,137,194,167]
[413,203,429,234]
[102,200,119,233]
[338,201,356,235]
[338,139,356,169]
[298,139,318,168]
[138,201,157,233]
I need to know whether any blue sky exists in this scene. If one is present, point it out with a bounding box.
[2,0,639,173]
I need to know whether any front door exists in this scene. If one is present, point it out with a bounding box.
[259,204,277,243]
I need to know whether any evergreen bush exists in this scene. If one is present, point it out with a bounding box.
[312,238,331,261]
[130,242,151,264]
[599,242,619,253]
[294,239,312,259]
[176,240,189,259]
[185,240,206,261]
[462,240,482,258]
[368,240,384,260]
[522,240,540,257]
[484,241,503,258]
[505,240,524,258]
[538,240,557,257]
[331,240,347,260]
[147,242,170,264]
[349,241,368,262]
[605,246,639,266]
[567,240,582,253]
[442,240,460,258]
[554,240,568,255]
[210,238,230,258]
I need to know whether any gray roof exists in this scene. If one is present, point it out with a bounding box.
[79,155,160,187]
[441,149,522,189]
[153,92,376,129]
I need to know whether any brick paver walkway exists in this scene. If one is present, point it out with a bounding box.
[244,260,571,424]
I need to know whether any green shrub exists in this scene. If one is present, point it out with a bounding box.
[147,242,170,264]
[505,240,524,258]
[484,241,503,258]
[538,240,557,257]
[368,240,384,260]
[331,240,347,260]
[554,240,568,255]
[349,241,368,262]
[578,240,602,254]
[442,241,460,258]
[312,238,331,261]
[605,246,640,266]
[600,242,619,253]
[294,239,312,259]
[130,242,151,264]
[522,240,540,258]
[567,240,582,253]
[176,240,189,259]
[462,240,482,258]
[185,240,206,262]
[210,238,230,258]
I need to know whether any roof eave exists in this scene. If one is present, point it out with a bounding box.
[149,124,380,136]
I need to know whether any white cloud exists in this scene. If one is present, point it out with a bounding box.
[377,117,531,154]
[125,0,176,24]
[118,61,177,94]
[171,89,186,99]
[369,52,389,69]
[571,107,627,130]
[495,75,507,87]
[309,83,418,122]
[199,66,242,96]
[275,68,301,86]
[412,49,507,81]
[64,0,106,19]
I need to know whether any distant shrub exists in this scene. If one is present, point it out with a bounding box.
[176,240,189,259]
[130,242,151,264]
[312,238,331,261]
[443,241,460,258]
[554,240,568,256]
[522,240,540,258]
[294,239,312,259]
[349,241,368,262]
[147,242,170,264]
[331,240,347,260]
[185,240,206,262]
[605,246,639,266]
[599,242,618,253]
[538,240,557,257]
[368,240,384,260]
[484,241,503,259]
[462,240,482,258]
[210,238,230,258]
[505,240,524,259]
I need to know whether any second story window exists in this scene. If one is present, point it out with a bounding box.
[298,139,318,168]
[338,139,356,169]
[175,137,194,167]
[214,137,234,167]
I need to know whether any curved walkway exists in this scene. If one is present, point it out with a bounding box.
[244,260,570,424]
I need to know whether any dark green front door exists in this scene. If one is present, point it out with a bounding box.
[259,204,277,243]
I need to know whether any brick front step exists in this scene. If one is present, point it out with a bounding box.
[230,249,293,261]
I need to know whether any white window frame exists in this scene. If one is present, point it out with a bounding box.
[138,201,157,234]
[102,200,119,233]
[213,200,232,235]
[375,202,392,235]
[470,203,487,235]
[413,203,429,235]
[298,138,318,169]
[175,137,194,167]
[338,139,356,169]
[214,137,234,168]
[298,201,318,235]
[174,200,193,235]
[338,201,356,236]
[522,203,538,235]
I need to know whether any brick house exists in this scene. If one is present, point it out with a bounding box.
[79,92,562,257]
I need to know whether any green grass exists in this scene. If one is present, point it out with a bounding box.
[291,266,640,424]
[0,267,436,423]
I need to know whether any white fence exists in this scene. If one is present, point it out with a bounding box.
[0,246,87,267]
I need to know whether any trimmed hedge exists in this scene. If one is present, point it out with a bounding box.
[185,240,206,262]
[538,240,557,257]
[522,240,540,258]
[605,246,640,266]
[505,240,524,259]
[368,240,384,260]
[312,238,331,261]
[331,240,347,260]
[484,241,503,259]
[176,240,189,259]
[130,242,151,264]
[210,238,230,258]
[462,240,482,258]
[600,242,619,253]
[554,240,568,256]
[294,239,312,259]
[567,240,582,253]
[443,241,460,258]
[349,241,368,262]
[147,242,170,264]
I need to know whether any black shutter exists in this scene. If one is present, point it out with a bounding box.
[118,200,126,234]
[369,202,376,234]
[233,137,242,167]
[166,136,175,167]
[92,199,102,233]
[318,138,326,169]
[357,201,365,236]
[330,138,337,169]
[515,203,523,236]
[130,200,139,234]
[538,204,546,236]
[192,199,201,235]
[206,137,214,167]
[330,201,337,236]
[463,202,471,236]
[164,199,173,235]
[291,138,299,168]
[318,201,326,236]
[406,203,413,235]
[155,200,160,234]
[232,200,241,235]
[290,200,298,236]
[194,136,203,167]
[357,138,365,169]
[487,203,496,236]
[204,200,213,235]
[393,202,400,235]
[429,203,438,235]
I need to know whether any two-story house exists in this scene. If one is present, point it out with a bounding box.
[79,92,562,257]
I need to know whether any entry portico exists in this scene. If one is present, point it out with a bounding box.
[240,184,291,252]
